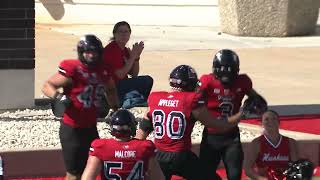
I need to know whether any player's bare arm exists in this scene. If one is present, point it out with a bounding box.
[192,106,242,128]
[81,155,102,180]
[244,138,267,180]
[128,60,140,77]
[42,72,71,98]
[104,78,120,111]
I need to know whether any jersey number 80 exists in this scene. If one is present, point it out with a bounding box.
[152,110,186,140]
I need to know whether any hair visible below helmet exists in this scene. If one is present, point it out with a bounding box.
[77,34,103,67]
[284,159,314,180]
[169,65,199,92]
[212,49,240,86]
[110,109,137,138]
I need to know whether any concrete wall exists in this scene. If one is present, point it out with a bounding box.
[218,0,320,37]
[0,70,34,109]
[35,0,220,27]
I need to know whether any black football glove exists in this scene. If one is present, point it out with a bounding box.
[54,93,72,107]
[242,95,268,116]
[104,108,116,123]
[284,159,314,180]
[51,92,72,117]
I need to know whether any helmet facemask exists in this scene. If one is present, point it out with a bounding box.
[213,64,239,87]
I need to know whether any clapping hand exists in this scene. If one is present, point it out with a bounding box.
[129,41,144,60]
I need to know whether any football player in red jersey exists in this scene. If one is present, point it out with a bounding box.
[198,49,268,180]
[244,110,299,180]
[81,109,164,180]
[42,34,119,180]
[135,65,244,180]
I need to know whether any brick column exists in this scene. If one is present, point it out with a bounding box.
[0,0,35,109]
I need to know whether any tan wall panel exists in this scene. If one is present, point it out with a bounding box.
[0,70,34,109]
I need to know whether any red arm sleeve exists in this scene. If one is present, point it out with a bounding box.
[58,60,76,78]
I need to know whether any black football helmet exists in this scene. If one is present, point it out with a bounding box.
[169,65,199,92]
[110,109,137,138]
[212,49,240,87]
[284,159,314,180]
[77,34,103,67]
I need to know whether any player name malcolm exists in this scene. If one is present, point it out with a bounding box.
[115,150,136,158]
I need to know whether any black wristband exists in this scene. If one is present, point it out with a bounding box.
[53,92,63,99]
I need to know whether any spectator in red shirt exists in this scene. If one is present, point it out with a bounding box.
[244,110,299,180]
[103,21,153,109]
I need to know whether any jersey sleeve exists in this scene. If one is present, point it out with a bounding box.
[89,139,105,157]
[241,74,253,94]
[58,60,76,78]
[199,74,210,91]
[190,91,207,109]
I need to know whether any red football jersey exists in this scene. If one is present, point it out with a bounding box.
[89,138,155,180]
[147,91,206,152]
[256,135,291,180]
[199,73,252,133]
[59,60,111,128]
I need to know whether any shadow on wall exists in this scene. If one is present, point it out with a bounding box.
[39,0,74,20]
[316,25,320,36]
